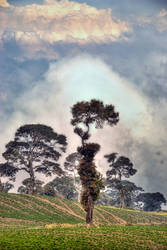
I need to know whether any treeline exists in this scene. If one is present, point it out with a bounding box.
[0,100,166,225]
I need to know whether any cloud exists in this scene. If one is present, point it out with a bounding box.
[0,0,131,59]
[137,8,167,32]
[1,54,167,200]
[0,0,10,7]
[0,55,153,188]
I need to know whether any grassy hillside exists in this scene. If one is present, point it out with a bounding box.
[0,193,167,229]
[0,225,167,249]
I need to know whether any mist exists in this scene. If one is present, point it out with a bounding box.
[0,54,166,204]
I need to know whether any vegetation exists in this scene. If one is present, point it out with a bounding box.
[0,193,167,229]
[136,192,166,211]
[0,193,167,248]
[0,99,166,249]
[64,152,81,201]
[0,124,67,194]
[0,180,13,193]
[0,225,167,249]
[43,176,78,200]
[71,99,119,225]
[17,178,44,195]
[105,153,137,208]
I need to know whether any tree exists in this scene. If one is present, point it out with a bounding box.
[136,192,166,211]
[42,183,57,197]
[64,152,81,201]
[120,180,144,208]
[17,178,44,195]
[71,99,119,226]
[45,176,78,200]
[105,153,137,208]
[0,124,67,194]
[96,181,143,207]
[0,179,14,193]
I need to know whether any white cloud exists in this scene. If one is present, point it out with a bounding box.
[0,0,10,7]
[0,0,131,58]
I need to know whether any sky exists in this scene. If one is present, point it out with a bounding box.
[0,0,167,204]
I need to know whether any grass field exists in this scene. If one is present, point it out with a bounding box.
[0,225,167,249]
[0,193,167,249]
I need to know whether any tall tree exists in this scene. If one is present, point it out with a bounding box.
[71,99,119,226]
[0,124,67,194]
[105,153,137,208]
[64,152,81,201]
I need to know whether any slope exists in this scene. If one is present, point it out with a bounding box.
[0,193,167,229]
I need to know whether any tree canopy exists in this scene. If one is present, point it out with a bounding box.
[105,153,137,208]
[45,176,78,200]
[0,124,67,194]
[0,179,14,193]
[136,192,166,211]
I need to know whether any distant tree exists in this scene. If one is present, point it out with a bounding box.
[105,153,137,208]
[45,176,78,200]
[0,124,67,194]
[95,191,113,206]
[64,152,81,201]
[42,183,56,197]
[136,192,166,211]
[120,180,144,208]
[99,181,143,208]
[71,99,119,226]
[17,178,44,195]
[0,180,3,193]
[0,179,14,193]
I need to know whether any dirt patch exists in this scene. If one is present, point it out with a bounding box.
[0,216,43,224]
[96,207,127,225]
[0,201,29,215]
[58,199,85,220]
[35,197,84,221]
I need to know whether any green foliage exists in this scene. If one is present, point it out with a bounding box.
[0,226,167,249]
[64,152,81,172]
[45,176,78,200]
[78,159,104,211]
[105,153,137,180]
[0,193,167,231]
[77,143,100,161]
[105,153,137,208]
[17,178,44,195]
[42,184,56,197]
[0,180,13,193]
[136,192,166,211]
[0,124,67,194]
[71,99,119,129]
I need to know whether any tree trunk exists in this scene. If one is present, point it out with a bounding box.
[28,161,36,195]
[120,190,125,208]
[86,194,94,226]
[0,181,3,192]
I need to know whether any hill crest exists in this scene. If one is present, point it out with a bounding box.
[0,193,167,229]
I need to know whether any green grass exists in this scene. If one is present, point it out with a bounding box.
[1,193,167,249]
[0,225,167,249]
[0,193,167,229]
